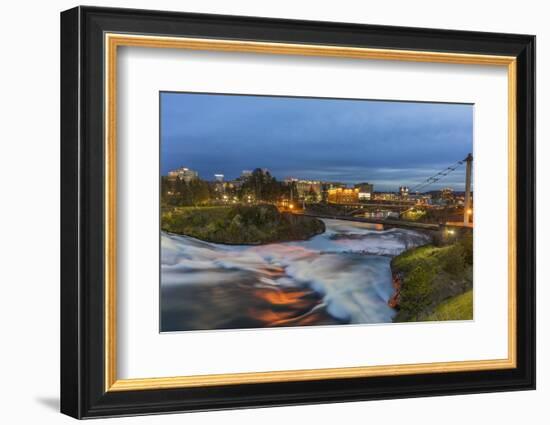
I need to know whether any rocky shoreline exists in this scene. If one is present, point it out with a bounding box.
[387,271,403,309]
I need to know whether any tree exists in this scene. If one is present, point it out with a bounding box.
[188,178,210,206]
[161,176,176,206]
[239,168,283,203]
[459,232,473,265]
[287,181,298,202]
[306,186,318,202]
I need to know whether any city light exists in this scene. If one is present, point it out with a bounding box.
[163,165,473,229]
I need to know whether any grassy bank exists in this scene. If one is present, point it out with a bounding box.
[425,290,473,321]
[391,232,473,322]
[162,204,325,245]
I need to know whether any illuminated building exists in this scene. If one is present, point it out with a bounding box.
[355,183,374,200]
[414,194,432,205]
[441,187,454,199]
[295,180,321,201]
[399,186,410,197]
[374,192,399,201]
[212,174,226,197]
[241,168,270,179]
[320,182,345,202]
[167,167,198,183]
[284,178,322,202]
[327,187,359,204]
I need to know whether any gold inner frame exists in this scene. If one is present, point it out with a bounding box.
[104,33,517,392]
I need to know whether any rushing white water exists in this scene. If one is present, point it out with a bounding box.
[161,219,430,332]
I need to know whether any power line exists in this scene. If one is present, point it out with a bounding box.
[410,158,466,193]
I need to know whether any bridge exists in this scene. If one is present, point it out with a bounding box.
[326,202,425,217]
[297,154,474,229]
[408,153,473,227]
[296,211,441,231]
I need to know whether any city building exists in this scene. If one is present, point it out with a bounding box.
[441,187,454,198]
[212,174,226,197]
[374,192,399,201]
[227,179,242,189]
[167,167,198,183]
[241,168,270,179]
[327,187,359,204]
[410,193,432,205]
[399,186,410,197]
[355,182,374,200]
[284,178,322,202]
[440,187,455,204]
[295,180,322,201]
[320,182,346,202]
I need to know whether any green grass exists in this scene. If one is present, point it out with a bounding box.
[392,243,470,276]
[425,290,473,321]
[161,204,325,245]
[392,245,440,272]
[392,233,473,322]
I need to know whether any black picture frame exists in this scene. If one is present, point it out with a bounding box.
[61,5,535,419]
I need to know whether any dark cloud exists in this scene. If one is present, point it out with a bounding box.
[161,92,473,191]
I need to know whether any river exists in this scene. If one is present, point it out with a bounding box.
[160,219,430,332]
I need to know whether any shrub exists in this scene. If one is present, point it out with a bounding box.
[161,205,324,244]
[398,264,436,321]
[393,231,473,322]
[440,243,466,275]
[459,232,473,265]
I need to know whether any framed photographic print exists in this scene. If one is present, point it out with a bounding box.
[60,6,535,419]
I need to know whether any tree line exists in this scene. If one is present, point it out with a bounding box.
[161,168,300,207]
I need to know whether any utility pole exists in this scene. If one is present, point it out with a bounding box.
[464,153,473,226]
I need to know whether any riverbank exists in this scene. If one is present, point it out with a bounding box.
[161,204,326,245]
[390,232,473,322]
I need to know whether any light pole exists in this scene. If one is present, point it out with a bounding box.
[463,153,473,226]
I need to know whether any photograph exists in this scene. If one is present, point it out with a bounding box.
[57,4,536,419]
[159,92,474,332]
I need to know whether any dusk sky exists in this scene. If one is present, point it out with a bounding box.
[160,92,473,192]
